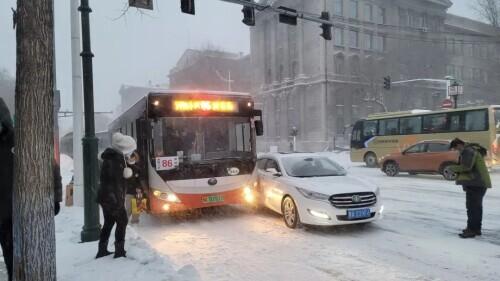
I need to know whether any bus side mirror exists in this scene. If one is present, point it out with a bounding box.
[255,120,264,136]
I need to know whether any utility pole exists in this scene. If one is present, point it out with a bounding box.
[79,0,101,242]
[71,0,85,207]
[13,0,57,279]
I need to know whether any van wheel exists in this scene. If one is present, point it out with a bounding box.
[364,152,378,168]
[441,164,457,181]
[384,161,399,177]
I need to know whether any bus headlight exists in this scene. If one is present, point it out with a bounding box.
[243,186,254,203]
[167,193,180,203]
[153,190,180,203]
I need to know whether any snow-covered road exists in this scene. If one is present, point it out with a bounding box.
[135,160,500,281]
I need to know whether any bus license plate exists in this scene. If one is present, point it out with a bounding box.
[202,195,224,204]
[347,208,371,220]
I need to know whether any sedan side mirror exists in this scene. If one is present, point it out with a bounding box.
[265,168,281,177]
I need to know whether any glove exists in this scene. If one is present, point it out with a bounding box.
[54,202,60,216]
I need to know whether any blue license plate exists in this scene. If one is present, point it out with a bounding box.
[347,208,371,220]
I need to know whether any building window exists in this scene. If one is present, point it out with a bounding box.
[446,64,455,77]
[334,53,345,74]
[376,7,386,24]
[364,33,373,50]
[350,56,361,75]
[334,28,344,46]
[350,0,359,19]
[364,4,373,22]
[446,38,455,53]
[349,30,359,48]
[333,0,343,16]
[399,8,408,26]
[291,61,298,78]
[374,35,385,51]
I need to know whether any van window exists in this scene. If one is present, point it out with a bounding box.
[363,120,378,138]
[379,118,399,136]
[423,114,448,133]
[465,110,487,131]
[400,116,421,134]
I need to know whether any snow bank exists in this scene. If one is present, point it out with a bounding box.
[56,154,199,281]
[56,206,199,281]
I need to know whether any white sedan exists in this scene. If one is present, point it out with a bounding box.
[255,153,383,228]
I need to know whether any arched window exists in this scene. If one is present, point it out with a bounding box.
[334,53,345,74]
[350,55,361,76]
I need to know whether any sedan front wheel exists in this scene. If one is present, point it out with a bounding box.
[282,196,300,229]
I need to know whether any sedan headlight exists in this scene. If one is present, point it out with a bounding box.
[296,187,330,201]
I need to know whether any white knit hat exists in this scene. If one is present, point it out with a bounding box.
[112,132,137,155]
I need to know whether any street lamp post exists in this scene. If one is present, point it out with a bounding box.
[79,0,101,242]
[449,81,461,109]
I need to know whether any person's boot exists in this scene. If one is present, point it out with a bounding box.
[462,228,481,236]
[95,240,113,259]
[459,228,477,238]
[114,241,127,258]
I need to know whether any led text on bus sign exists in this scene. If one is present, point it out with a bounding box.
[173,100,238,113]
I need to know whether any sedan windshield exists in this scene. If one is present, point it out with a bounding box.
[283,156,347,177]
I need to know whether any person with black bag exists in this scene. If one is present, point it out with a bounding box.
[449,138,492,238]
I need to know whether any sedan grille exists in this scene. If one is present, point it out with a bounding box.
[329,192,377,209]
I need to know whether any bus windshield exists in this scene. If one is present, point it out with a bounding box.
[495,108,500,132]
[152,117,253,162]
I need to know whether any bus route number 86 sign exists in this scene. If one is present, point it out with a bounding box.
[155,156,179,171]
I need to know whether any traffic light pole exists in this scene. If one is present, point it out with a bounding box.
[79,0,101,242]
[218,0,333,25]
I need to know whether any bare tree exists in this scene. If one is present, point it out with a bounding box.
[474,0,500,27]
[13,0,57,280]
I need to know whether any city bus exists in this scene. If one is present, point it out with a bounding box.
[350,105,500,167]
[109,90,263,215]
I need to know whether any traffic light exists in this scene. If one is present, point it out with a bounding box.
[320,11,332,40]
[181,0,195,15]
[242,3,255,26]
[383,76,391,90]
[278,6,297,25]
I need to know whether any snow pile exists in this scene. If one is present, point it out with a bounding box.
[56,205,200,281]
[56,155,199,281]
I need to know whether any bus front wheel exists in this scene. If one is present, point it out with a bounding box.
[364,152,378,168]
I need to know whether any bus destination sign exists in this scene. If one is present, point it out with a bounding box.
[173,100,238,113]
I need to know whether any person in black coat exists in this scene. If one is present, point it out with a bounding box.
[0,98,15,281]
[124,151,146,224]
[0,98,62,281]
[96,132,136,259]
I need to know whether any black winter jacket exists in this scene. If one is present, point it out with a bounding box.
[0,125,14,221]
[97,148,127,210]
[126,163,144,195]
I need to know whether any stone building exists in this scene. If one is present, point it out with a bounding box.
[250,0,500,152]
[169,49,252,93]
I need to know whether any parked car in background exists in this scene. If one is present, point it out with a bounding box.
[380,140,459,180]
[255,153,383,229]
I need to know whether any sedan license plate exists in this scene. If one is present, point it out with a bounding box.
[347,208,371,220]
[202,195,224,204]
